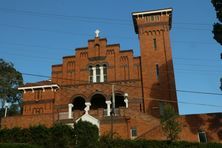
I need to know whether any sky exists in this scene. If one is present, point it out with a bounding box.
[0,0,222,115]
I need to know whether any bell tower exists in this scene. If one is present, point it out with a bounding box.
[132,8,178,116]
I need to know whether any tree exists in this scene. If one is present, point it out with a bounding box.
[0,59,23,116]
[212,0,222,90]
[220,78,222,90]
[212,0,222,45]
[160,104,181,141]
[74,120,99,148]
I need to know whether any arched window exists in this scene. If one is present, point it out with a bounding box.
[91,94,106,109]
[89,66,93,83]
[111,93,125,108]
[88,64,108,83]
[96,65,100,82]
[72,97,86,111]
[103,64,107,82]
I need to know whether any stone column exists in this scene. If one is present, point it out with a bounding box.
[105,101,112,116]
[68,103,74,119]
[99,66,104,82]
[124,99,128,108]
[124,93,129,108]
[85,102,91,114]
[92,67,96,82]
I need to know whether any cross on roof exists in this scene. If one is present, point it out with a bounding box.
[95,29,100,37]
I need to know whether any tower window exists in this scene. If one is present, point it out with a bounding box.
[89,66,93,83]
[153,38,157,49]
[156,64,159,80]
[103,64,107,82]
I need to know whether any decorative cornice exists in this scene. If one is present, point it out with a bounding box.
[18,84,59,93]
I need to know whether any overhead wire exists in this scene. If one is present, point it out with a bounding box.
[18,72,222,96]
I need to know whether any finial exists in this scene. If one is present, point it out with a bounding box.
[95,29,100,37]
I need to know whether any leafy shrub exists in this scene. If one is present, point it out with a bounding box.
[74,120,99,148]
[50,123,74,148]
[0,143,39,148]
[29,125,50,147]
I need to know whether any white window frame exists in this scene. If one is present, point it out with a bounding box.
[130,128,137,139]
[198,131,207,143]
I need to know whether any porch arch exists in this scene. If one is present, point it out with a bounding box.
[90,93,107,109]
[72,95,86,111]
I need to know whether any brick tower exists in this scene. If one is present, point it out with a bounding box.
[132,8,178,116]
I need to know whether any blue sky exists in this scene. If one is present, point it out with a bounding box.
[0,0,222,115]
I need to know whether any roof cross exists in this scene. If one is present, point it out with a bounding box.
[95,29,100,37]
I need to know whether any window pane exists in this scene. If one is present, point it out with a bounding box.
[90,69,93,75]
[131,128,137,138]
[153,38,157,49]
[96,76,100,82]
[103,66,107,74]
[104,75,107,82]
[156,64,159,80]
[199,132,207,143]
[96,68,100,75]
[90,76,93,83]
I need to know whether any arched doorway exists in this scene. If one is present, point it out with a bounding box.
[111,93,125,108]
[72,96,86,111]
[90,94,106,109]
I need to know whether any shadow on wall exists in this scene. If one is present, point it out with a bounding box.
[148,60,177,118]
[184,115,204,134]
[207,113,222,140]
[184,113,222,141]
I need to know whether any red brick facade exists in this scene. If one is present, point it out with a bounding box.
[1,8,221,143]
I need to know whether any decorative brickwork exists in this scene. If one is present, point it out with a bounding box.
[1,8,221,143]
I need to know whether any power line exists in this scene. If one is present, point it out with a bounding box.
[0,7,213,27]
[52,83,222,109]
[18,72,222,96]
[2,72,222,108]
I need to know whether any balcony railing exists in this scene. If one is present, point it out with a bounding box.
[58,107,125,121]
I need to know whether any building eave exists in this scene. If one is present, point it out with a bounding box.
[18,84,60,91]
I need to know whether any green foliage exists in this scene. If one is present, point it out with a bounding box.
[220,78,222,90]
[0,59,23,103]
[0,125,222,148]
[212,0,222,45]
[50,123,74,148]
[99,132,121,148]
[0,143,39,148]
[29,125,50,147]
[0,59,23,117]
[160,104,181,141]
[74,120,99,148]
[99,140,222,148]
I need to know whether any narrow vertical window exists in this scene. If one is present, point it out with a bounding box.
[130,128,137,139]
[198,131,207,143]
[89,66,93,83]
[103,64,107,82]
[156,64,159,80]
[96,65,100,82]
[153,38,157,49]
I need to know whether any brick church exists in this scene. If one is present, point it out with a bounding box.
[2,8,222,142]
